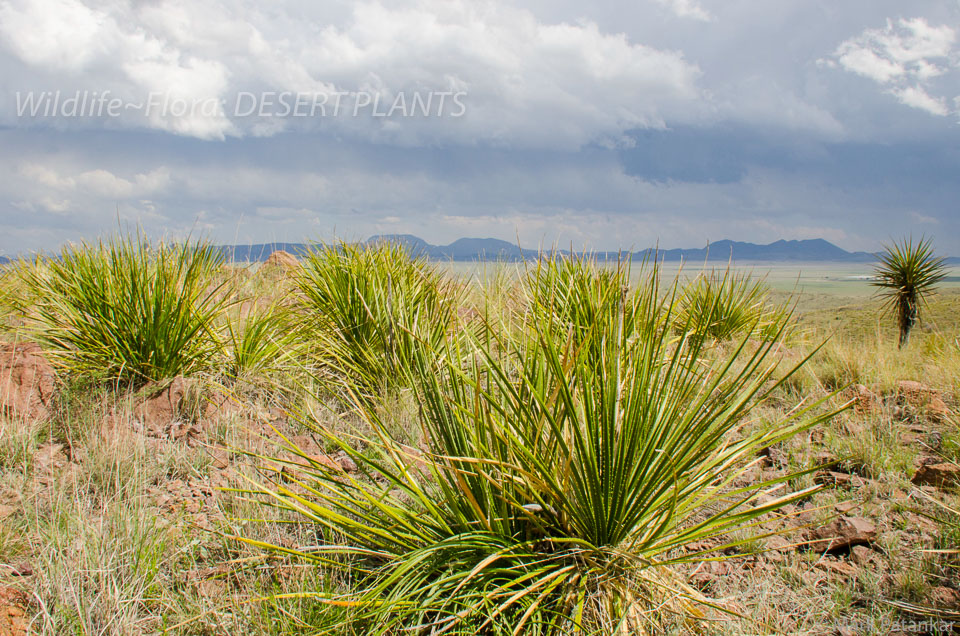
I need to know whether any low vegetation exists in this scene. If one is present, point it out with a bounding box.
[0,235,957,635]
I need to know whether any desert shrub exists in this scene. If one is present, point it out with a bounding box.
[296,241,457,399]
[239,262,840,634]
[22,234,227,383]
[676,268,788,343]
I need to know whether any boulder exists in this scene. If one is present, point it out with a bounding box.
[912,463,960,489]
[805,516,877,553]
[133,377,199,440]
[0,342,56,421]
[263,250,299,271]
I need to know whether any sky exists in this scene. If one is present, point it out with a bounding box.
[0,0,958,256]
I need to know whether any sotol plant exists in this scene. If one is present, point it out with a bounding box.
[237,261,840,634]
[23,234,227,383]
[296,241,457,399]
[872,237,947,349]
[675,268,787,343]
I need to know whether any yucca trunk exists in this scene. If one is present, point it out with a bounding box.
[897,292,918,349]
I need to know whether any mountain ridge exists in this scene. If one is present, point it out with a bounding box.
[223,236,884,263]
[4,237,951,264]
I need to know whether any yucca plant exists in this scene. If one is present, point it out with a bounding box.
[296,241,457,399]
[236,261,841,634]
[675,268,783,343]
[22,234,227,383]
[872,237,947,349]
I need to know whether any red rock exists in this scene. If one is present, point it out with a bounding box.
[849,545,879,568]
[805,517,877,553]
[8,562,32,577]
[926,396,952,423]
[263,250,299,271]
[929,586,960,609]
[337,453,358,472]
[0,586,29,636]
[844,384,880,416]
[0,342,56,421]
[834,501,859,514]
[688,560,730,587]
[896,380,952,421]
[897,380,939,404]
[210,448,230,470]
[287,435,322,456]
[912,463,960,488]
[202,389,242,422]
[308,455,342,472]
[814,471,874,488]
[35,443,66,470]
[817,558,857,577]
[133,377,198,440]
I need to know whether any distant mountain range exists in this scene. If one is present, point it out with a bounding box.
[2,237,955,264]
[218,236,887,263]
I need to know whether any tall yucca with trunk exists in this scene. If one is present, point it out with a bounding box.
[237,259,842,634]
[23,234,227,383]
[872,237,947,349]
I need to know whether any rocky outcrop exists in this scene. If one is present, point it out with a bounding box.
[133,377,199,441]
[263,250,299,271]
[0,342,56,421]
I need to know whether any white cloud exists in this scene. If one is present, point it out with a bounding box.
[17,163,171,199]
[892,85,948,116]
[0,0,703,147]
[653,0,712,22]
[910,210,939,224]
[829,17,957,117]
[0,0,114,71]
